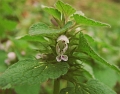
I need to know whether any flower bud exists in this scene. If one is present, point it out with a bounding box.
[7,52,16,61]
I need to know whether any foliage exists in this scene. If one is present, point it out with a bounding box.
[60,80,116,94]
[0,0,17,38]
[0,0,120,94]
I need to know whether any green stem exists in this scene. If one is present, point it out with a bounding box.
[53,79,60,94]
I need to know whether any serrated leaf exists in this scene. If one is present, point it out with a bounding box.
[55,1,76,17]
[0,59,69,87]
[17,34,48,42]
[60,80,116,94]
[44,7,61,20]
[29,21,72,35]
[78,32,120,73]
[73,14,110,27]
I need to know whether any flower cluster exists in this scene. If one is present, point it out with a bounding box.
[56,35,69,62]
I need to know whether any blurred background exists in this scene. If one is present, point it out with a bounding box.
[0,0,120,94]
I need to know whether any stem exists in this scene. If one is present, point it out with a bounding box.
[53,79,60,94]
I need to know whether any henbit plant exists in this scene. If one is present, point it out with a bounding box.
[0,1,120,94]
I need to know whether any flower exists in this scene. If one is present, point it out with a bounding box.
[56,42,68,55]
[57,35,69,43]
[56,35,69,62]
[56,55,68,62]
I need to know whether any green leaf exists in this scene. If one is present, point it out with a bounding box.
[82,63,95,79]
[0,51,7,72]
[78,32,120,73]
[2,84,11,89]
[1,2,13,15]
[75,60,95,79]
[55,1,76,17]
[84,34,96,46]
[60,80,116,94]
[17,34,48,42]
[0,24,5,37]
[29,21,72,35]
[94,67,117,88]
[44,7,61,20]
[86,79,116,94]
[0,17,17,31]
[73,14,110,27]
[9,37,28,50]
[14,84,40,94]
[0,59,69,87]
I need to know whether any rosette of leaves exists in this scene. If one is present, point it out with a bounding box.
[0,1,119,94]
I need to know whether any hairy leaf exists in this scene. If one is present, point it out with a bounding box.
[78,32,120,73]
[55,1,76,17]
[60,80,116,94]
[73,14,110,27]
[29,21,72,35]
[0,59,69,87]
[44,7,61,20]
